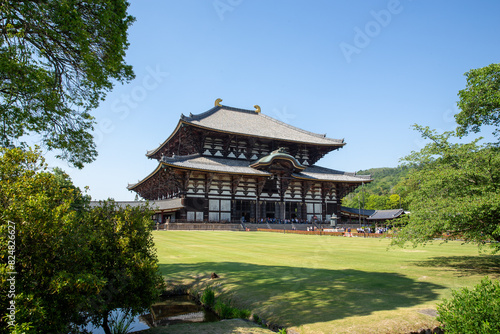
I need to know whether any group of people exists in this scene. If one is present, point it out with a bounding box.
[333,227,392,235]
[255,217,314,224]
[356,227,391,234]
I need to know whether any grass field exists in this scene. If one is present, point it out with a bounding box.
[153,231,500,334]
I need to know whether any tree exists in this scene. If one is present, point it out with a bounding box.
[0,1,135,168]
[386,194,401,210]
[392,126,500,252]
[0,147,98,333]
[455,63,500,142]
[343,193,406,211]
[341,167,410,210]
[0,148,162,334]
[83,200,163,334]
[392,63,500,250]
[365,194,388,210]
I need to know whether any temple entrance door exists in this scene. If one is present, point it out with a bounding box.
[265,201,276,219]
[235,200,251,222]
[286,202,299,219]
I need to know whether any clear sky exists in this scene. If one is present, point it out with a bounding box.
[45,0,500,201]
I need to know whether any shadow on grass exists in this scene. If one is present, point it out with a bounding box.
[159,262,444,327]
[412,255,500,277]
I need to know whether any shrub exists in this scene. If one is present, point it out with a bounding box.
[214,300,233,319]
[233,307,251,319]
[213,300,251,320]
[437,277,500,333]
[200,288,215,307]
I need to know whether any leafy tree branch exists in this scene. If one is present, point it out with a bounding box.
[0,0,135,168]
[456,63,500,142]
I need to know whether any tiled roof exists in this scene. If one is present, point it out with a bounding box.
[293,165,372,183]
[341,206,376,217]
[152,198,184,211]
[250,148,305,172]
[368,209,405,220]
[181,105,345,146]
[90,199,184,212]
[161,154,371,182]
[161,154,272,175]
[127,155,271,190]
[89,200,146,209]
[129,154,371,190]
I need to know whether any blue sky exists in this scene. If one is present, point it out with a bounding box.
[45,0,500,200]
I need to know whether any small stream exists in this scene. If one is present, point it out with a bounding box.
[140,294,219,326]
[86,294,219,333]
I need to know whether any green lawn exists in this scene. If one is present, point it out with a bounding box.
[154,231,500,334]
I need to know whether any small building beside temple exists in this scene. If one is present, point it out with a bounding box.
[367,209,405,224]
[340,206,376,225]
[128,100,372,224]
[340,207,406,226]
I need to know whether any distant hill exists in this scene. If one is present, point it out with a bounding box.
[342,166,411,210]
[356,166,410,195]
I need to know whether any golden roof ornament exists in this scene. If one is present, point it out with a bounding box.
[215,98,223,107]
[254,105,261,113]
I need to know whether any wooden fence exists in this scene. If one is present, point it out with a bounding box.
[257,229,391,238]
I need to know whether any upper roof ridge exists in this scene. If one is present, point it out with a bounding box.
[182,104,344,144]
[259,112,343,144]
[181,106,220,121]
[182,104,257,122]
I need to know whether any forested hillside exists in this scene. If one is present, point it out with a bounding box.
[342,166,410,210]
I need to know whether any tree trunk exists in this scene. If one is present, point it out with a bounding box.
[102,311,111,334]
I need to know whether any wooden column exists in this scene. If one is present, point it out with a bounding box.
[255,177,266,222]
[301,180,312,221]
[250,201,256,222]
[230,175,241,222]
[321,183,334,223]
[204,173,214,221]
[335,184,348,218]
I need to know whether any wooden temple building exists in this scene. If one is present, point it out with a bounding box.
[128,100,372,224]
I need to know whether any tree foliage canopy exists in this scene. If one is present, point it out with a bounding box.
[455,63,500,141]
[393,63,500,251]
[392,126,500,251]
[83,200,163,334]
[342,167,409,210]
[0,1,135,168]
[0,148,162,334]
